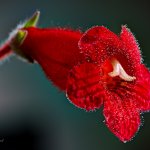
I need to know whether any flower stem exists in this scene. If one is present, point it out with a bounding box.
[0,42,12,61]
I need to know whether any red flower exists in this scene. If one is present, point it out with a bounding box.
[0,11,150,142]
[66,26,150,142]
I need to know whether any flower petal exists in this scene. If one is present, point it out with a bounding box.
[128,64,150,112]
[66,62,104,111]
[78,26,121,64]
[114,64,150,112]
[119,25,142,76]
[137,64,150,111]
[120,25,141,64]
[103,91,141,142]
[78,26,142,76]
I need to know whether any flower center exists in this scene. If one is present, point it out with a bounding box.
[108,58,136,81]
[101,58,136,90]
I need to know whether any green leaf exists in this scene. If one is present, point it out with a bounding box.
[15,30,27,45]
[24,11,40,28]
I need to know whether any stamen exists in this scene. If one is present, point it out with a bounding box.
[108,58,136,81]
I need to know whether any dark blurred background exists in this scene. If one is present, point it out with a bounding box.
[0,0,150,150]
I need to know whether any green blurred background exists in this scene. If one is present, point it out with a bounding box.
[0,0,150,150]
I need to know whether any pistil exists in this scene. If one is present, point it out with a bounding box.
[108,58,136,81]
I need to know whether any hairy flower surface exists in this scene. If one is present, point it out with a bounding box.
[19,27,83,90]
[0,11,150,142]
[66,26,150,142]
